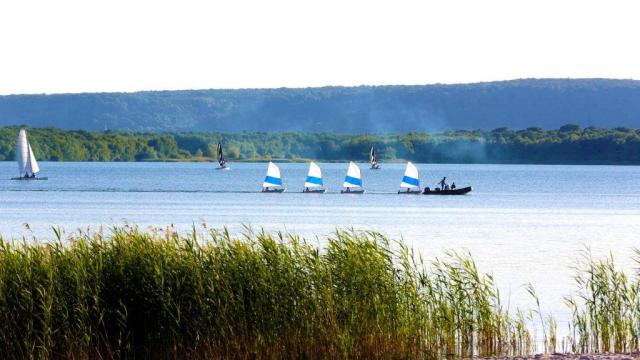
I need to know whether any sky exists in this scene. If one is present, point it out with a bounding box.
[0,0,639,95]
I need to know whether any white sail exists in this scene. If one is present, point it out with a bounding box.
[28,143,40,174]
[400,162,419,189]
[342,161,363,188]
[304,162,323,188]
[16,128,29,176]
[16,128,39,176]
[263,161,283,188]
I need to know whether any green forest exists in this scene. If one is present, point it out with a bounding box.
[1,125,640,164]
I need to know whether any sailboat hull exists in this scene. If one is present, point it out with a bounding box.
[262,188,287,193]
[216,166,230,170]
[398,189,421,194]
[341,189,365,194]
[303,188,326,193]
[370,165,381,170]
[11,177,48,181]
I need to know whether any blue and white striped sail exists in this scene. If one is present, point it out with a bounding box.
[263,162,283,188]
[342,161,363,188]
[304,162,323,188]
[400,162,420,189]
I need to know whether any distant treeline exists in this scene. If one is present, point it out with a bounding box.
[1,125,640,164]
[4,79,640,132]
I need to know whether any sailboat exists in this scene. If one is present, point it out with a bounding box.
[341,162,365,194]
[303,162,326,193]
[262,162,286,192]
[216,142,230,170]
[398,162,421,194]
[370,146,381,169]
[11,128,47,181]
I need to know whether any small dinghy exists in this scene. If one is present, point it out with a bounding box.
[341,162,365,194]
[398,162,421,194]
[262,162,286,192]
[303,162,326,193]
[370,146,381,169]
[11,128,48,181]
[423,186,472,195]
[216,142,230,170]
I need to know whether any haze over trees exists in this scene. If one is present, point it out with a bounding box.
[1,79,640,132]
[1,126,640,164]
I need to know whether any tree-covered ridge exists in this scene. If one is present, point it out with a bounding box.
[2,79,640,132]
[1,125,640,164]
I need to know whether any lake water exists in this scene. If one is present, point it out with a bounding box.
[1,161,639,332]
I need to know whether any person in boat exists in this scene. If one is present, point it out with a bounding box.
[304,187,309,192]
[24,173,29,179]
[438,177,447,190]
[345,187,351,193]
[30,173,36,178]
[451,182,456,190]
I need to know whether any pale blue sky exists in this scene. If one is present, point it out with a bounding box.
[0,0,639,94]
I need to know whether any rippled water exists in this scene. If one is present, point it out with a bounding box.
[1,161,639,327]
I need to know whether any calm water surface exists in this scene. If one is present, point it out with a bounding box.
[1,161,639,327]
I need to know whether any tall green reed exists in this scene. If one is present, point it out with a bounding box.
[564,248,640,354]
[0,225,532,359]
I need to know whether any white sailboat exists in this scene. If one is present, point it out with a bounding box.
[370,146,381,169]
[12,128,47,180]
[341,161,365,194]
[303,162,326,193]
[398,162,421,194]
[216,142,230,170]
[262,162,286,192]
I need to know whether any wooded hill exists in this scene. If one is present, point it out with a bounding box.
[1,79,640,132]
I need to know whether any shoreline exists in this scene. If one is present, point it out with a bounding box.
[3,158,640,166]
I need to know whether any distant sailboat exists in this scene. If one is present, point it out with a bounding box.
[398,162,421,194]
[370,146,381,169]
[11,128,47,181]
[341,162,365,194]
[303,162,326,193]
[262,162,286,192]
[216,142,230,170]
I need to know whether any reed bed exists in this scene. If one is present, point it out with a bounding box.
[564,249,640,354]
[0,226,532,359]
